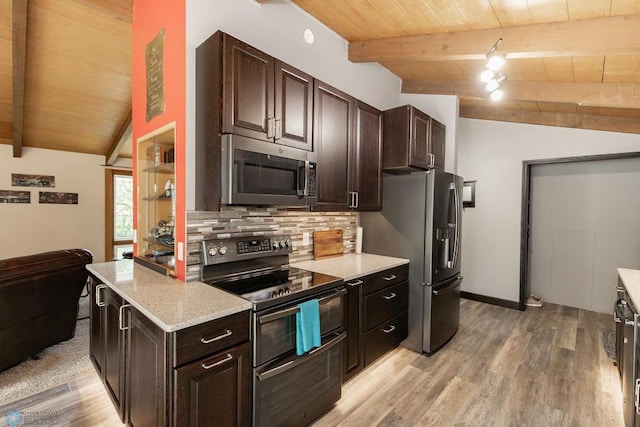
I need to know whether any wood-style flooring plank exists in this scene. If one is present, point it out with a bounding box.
[2,299,622,427]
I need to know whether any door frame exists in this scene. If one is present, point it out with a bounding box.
[519,151,640,310]
[105,168,133,262]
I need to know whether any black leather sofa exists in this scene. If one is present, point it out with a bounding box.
[0,249,93,372]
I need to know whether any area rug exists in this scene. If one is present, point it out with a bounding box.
[601,328,617,362]
[0,295,93,405]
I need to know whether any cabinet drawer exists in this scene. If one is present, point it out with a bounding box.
[364,311,408,366]
[364,265,408,295]
[364,281,408,331]
[173,310,250,367]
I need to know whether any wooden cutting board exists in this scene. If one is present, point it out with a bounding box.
[313,230,344,260]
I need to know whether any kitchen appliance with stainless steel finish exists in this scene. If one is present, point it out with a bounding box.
[220,134,318,207]
[361,170,463,354]
[200,235,345,426]
[616,281,638,427]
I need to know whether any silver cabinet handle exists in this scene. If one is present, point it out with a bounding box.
[383,274,397,281]
[382,325,396,334]
[118,304,131,331]
[318,288,347,304]
[266,117,275,138]
[275,118,282,139]
[95,284,106,307]
[202,353,233,370]
[636,378,640,414]
[201,329,232,344]
[355,191,359,208]
[383,292,397,300]
[347,279,363,287]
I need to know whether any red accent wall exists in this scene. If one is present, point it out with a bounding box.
[132,0,186,280]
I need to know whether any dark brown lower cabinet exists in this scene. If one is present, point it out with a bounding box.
[127,306,167,427]
[175,342,250,427]
[342,265,409,382]
[89,274,250,427]
[343,278,364,381]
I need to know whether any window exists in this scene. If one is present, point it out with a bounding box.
[106,169,133,261]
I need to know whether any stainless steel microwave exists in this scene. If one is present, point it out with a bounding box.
[220,134,318,207]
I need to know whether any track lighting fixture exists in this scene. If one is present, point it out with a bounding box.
[479,38,507,102]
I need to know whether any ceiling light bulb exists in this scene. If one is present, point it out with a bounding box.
[486,54,505,71]
[486,78,500,92]
[480,69,494,83]
[490,89,504,101]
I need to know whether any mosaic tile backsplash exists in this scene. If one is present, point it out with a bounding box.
[187,207,358,281]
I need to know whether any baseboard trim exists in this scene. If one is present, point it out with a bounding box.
[461,291,521,311]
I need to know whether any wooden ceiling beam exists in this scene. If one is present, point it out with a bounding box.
[105,109,132,165]
[403,80,640,110]
[349,15,640,62]
[12,0,28,158]
[460,106,640,134]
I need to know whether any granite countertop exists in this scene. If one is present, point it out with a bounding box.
[87,261,251,333]
[619,268,640,310]
[292,253,409,281]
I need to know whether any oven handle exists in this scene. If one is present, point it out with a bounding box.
[256,332,346,381]
[258,287,347,325]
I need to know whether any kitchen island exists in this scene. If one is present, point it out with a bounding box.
[87,260,252,426]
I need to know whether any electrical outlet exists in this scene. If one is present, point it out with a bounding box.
[302,232,310,246]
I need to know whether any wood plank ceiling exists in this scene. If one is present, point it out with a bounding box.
[291,0,640,134]
[1,0,132,160]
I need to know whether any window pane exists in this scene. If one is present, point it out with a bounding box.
[114,244,134,260]
[114,175,133,241]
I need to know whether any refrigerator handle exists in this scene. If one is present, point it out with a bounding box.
[452,182,461,268]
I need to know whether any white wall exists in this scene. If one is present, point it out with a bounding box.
[184,0,458,209]
[0,145,106,262]
[457,118,640,302]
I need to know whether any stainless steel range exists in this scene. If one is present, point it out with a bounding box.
[200,236,346,427]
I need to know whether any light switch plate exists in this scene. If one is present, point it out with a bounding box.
[302,232,310,246]
[177,242,184,261]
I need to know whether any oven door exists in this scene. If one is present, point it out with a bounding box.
[221,134,317,206]
[253,331,345,427]
[254,287,345,366]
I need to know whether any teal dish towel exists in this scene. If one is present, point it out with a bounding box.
[296,299,321,356]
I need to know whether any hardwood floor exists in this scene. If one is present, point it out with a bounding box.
[314,299,623,427]
[0,299,621,426]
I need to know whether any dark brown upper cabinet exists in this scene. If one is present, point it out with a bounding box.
[222,35,313,151]
[382,105,445,172]
[313,80,353,210]
[351,101,383,211]
[430,117,446,171]
[313,80,383,211]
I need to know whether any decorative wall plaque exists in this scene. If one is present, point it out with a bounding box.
[11,173,55,187]
[0,190,30,204]
[39,191,78,205]
[145,28,166,122]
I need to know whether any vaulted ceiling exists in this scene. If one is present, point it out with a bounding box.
[2,0,132,161]
[291,0,640,134]
[2,1,639,162]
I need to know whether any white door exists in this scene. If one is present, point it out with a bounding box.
[528,158,640,313]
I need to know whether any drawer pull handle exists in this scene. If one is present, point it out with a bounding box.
[382,325,396,334]
[348,280,363,287]
[383,275,397,281]
[202,353,233,370]
[383,292,397,300]
[201,329,232,344]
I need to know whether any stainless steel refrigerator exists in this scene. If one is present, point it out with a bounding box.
[360,170,463,354]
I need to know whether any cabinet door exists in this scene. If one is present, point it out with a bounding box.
[103,288,126,422]
[222,34,274,142]
[410,108,431,169]
[313,80,353,210]
[89,277,104,376]
[275,60,313,151]
[343,278,364,382]
[431,118,446,171]
[352,101,383,211]
[175,342,250,427]
[127,306,167,427]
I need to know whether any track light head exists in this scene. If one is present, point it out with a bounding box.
[480,69,494,83]
[490,89,504,101]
